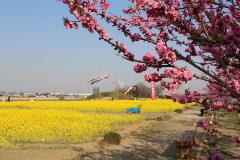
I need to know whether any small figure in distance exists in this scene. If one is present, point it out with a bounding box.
[200,98,210,117]
[7,94,11,102]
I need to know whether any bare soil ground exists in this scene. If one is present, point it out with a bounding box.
[0,108,239,160]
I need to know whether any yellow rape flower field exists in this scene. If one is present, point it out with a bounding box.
[0,100,186,147]
[0,99,184,112]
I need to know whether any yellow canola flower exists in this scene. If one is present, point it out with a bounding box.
[0,99,189,145]
[0,99,185,113]
[0,109,142,144]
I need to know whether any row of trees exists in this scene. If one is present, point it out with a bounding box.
[133,82,163,98]
[90,82,163,99]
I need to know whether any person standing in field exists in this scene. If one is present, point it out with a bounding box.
[200,98,208,116]
[7,94,11,102]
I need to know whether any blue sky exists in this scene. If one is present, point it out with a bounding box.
[0,1,206,93]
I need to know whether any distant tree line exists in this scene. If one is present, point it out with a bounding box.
[133,82,163,99]
[88,82,163,100]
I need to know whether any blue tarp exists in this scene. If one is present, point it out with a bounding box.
[126,107,140,114]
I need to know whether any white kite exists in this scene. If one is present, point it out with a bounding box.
[122,85,137,94]
[88,74,110,85]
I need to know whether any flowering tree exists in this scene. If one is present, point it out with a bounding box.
[59,0,240,110]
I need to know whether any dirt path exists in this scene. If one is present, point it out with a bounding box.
[1,108,238,160]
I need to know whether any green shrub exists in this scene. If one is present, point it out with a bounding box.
[174,109,183,113]
[103,132,121,145]
[156,116,164,121]
[163,114,172,119]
